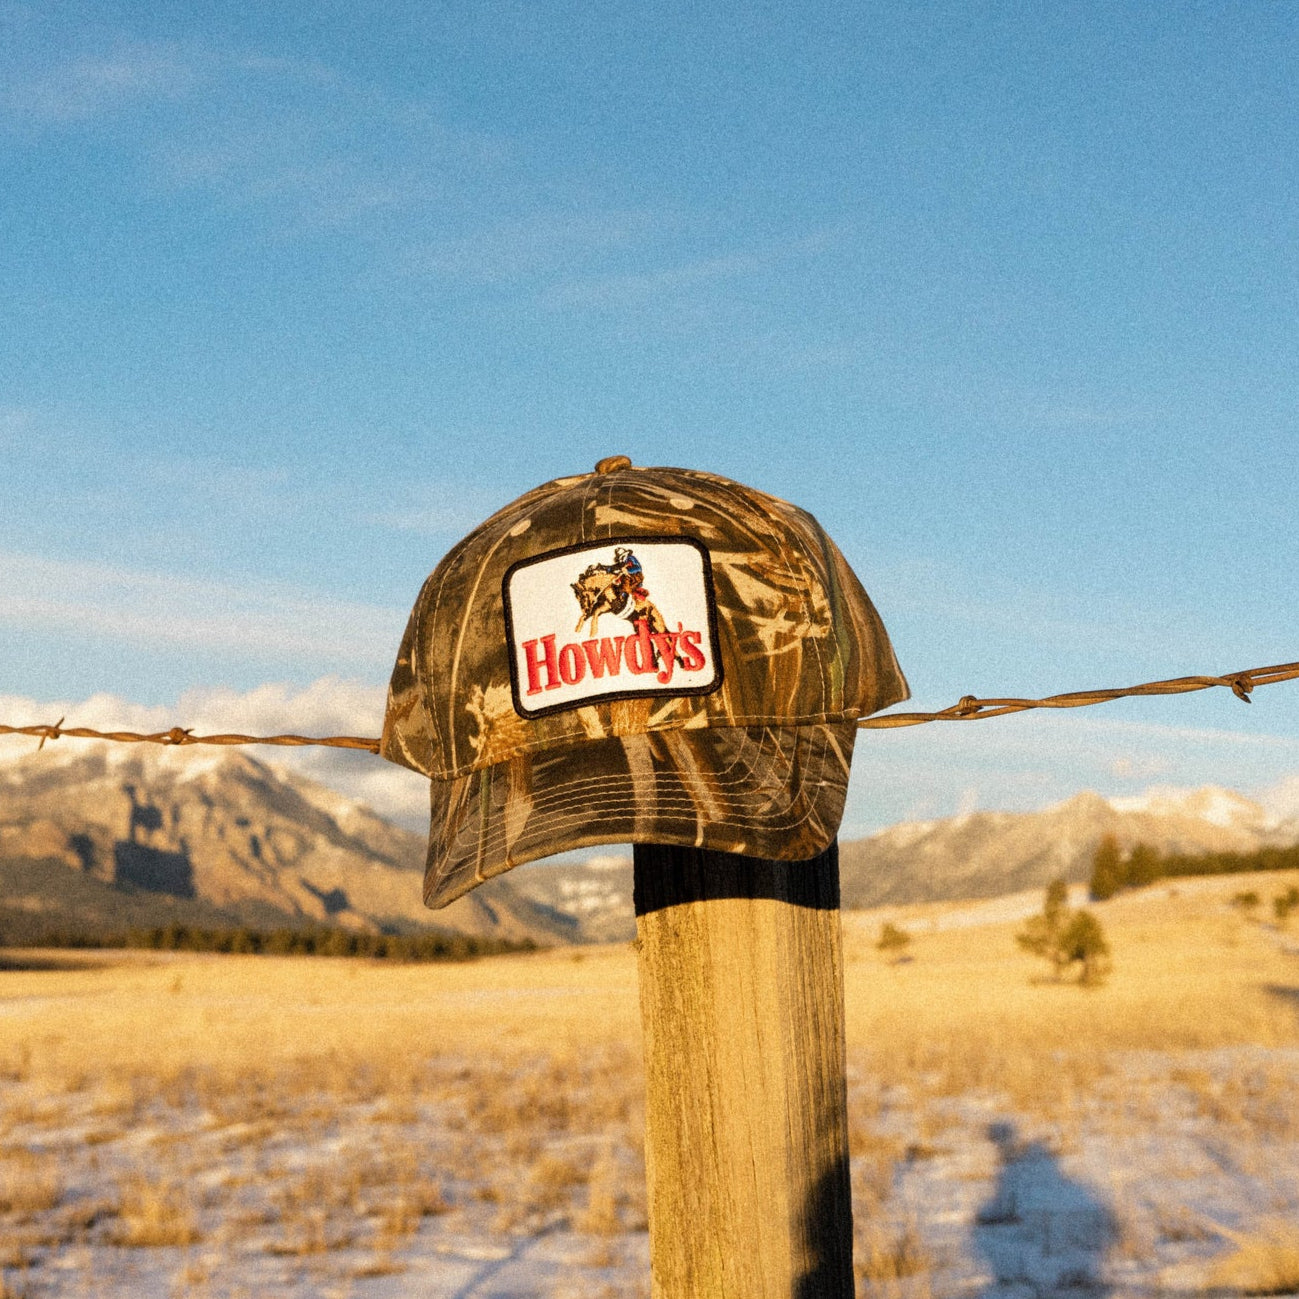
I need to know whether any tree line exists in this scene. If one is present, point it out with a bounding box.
[1089,835,1299,901]
[13,923,539,962]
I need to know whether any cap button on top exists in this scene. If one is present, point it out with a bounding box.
[594,455,633,474]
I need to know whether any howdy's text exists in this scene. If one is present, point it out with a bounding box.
[522,619,707,695]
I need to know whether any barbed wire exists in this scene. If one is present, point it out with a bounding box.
[856,659,1299,728]
[1,658,1296,754]
[0,721,382,754]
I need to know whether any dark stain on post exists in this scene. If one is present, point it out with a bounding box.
[633,841,841,916]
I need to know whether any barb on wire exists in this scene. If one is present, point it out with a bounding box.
[857,659,1299,729]
[0,722,381,754]
[1,659,1296,753]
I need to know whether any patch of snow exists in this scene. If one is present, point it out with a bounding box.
[292,779,363,821]
[1107,783,1267,829]
[874,819,939,849]
[1256,772,1299,824]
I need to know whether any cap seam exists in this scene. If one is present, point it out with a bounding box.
[421,551,450,768]
[425,709,863,780]
[709,478,831,717]
[430,726,846,829]
[425,724,844,900]
[441,511,524,773]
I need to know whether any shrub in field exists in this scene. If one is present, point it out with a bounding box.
[1274,887,1299,926]
[1231,890,1261,916]
[876,922,912,962]
[577,1143,623,1236]
[1058,911,1111,986]
[1209,1219,1299,1295]
[854,1215,931,1292]
[1016,880,1071,979]
[1017,880,1111,986]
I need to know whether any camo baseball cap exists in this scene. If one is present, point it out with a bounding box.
[381,456,909,909]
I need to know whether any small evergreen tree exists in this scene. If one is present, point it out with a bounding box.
[1089,834,1123,901]
[876,922,912,962]
[1043,877,1069,925]
[1126,842,1162,889]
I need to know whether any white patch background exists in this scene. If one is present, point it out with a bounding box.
[505,540,718,715]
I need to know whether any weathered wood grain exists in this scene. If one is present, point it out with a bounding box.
[633,841,853,1298]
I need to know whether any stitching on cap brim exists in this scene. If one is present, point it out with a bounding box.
[420,723,855,909]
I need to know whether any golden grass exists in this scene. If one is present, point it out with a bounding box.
[0,944,640,1093]
[0,867,1292,1293]
[854,1215,933,1293]
[266,1204,351,1256]
[577,1143,623,1237]
[109,1175,201,1247]
[840,871,1299,1105]
[0,871,1292,1112]
[1208,1219,1299,1294]
[0,1150,61,1215]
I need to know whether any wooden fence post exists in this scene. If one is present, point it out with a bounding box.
[633,840,854,1298]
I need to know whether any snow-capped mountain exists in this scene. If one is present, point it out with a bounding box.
[2,737,1295,945]
[0,745,577,946]
[837,785,1297,908]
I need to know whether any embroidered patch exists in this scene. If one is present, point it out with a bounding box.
[502,537,723,719]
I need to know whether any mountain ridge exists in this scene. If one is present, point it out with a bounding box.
[2,745,1296,945]
[838,785,1298,908]
[0,746,577,947]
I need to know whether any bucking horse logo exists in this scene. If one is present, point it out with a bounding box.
[571,547,680,667]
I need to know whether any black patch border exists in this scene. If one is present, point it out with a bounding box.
[502,534,724,720]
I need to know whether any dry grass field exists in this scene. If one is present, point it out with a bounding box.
[0,869,1297,1296]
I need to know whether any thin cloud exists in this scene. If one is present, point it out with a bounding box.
[2,40,203,124]
[544,250,770,309]
[4,30,500,234]
[1022,401,1152,429]
[156,130,410,226]
[413,209,662,285]
[543,229,841,311]
[366,479,517,538]
[149,67,507,231]
[0,550,404,668]
[0,680,430,830]
[1067,714,1299,750]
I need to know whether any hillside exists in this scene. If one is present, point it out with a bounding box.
[0,746,577,947]
[838,786,1299,907]
[3,743,1296,945]
[491,784,1299,927]
[484,784,1299,930]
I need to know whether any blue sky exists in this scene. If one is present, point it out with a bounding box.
[3,1,1297,836]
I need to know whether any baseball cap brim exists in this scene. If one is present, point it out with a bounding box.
[421,722,858,909]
